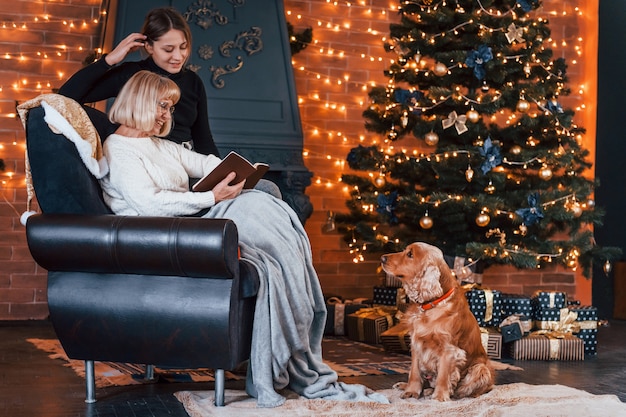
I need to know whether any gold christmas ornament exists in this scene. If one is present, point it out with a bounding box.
[465,165,474,182]
[419,213,433,229]
[424,131,439,146]
[433,62,448,76]
[519,223,528,236]
[571,202,583,218]
[374,175,386,187]
[516,98,530,112]
[539,165,553,180]
[475,212,490,227]
[466,108,480,123]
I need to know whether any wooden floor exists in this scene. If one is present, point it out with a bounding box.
[1,319,625,416]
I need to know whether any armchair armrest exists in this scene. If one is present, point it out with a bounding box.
[26,213,240,279]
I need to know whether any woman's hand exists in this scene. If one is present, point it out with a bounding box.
[104,33,147,66]
[212,172,245,202]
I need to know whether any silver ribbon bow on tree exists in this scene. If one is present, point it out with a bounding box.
[505,23,524,44]
[442,111,468,134]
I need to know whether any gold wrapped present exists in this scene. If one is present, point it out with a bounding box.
[346,307,395,344]
[380,323,412,353]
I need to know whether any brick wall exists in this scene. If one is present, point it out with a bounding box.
[0,0,594,320]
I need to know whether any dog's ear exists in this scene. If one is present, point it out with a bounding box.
[421,263,441,282]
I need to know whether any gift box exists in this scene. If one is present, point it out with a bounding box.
[533,307,568,327]
[465,288,503,327]
[569,305,599,356]
[324,300,371,336]
[531,290,567,310]
[480,327,502,359]
[346,307,395,344]
[380,323,412,353]
[501,293,533,317]
[373,286,407,306]
[499,314,531,343]
[507,333,585,361]
[444,255,483,285]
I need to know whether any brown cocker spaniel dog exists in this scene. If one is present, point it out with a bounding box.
[381,242,494,401]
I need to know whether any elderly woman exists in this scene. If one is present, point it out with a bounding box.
[99,70,387,408]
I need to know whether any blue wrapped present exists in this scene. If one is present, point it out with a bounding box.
[499,314,531,343]
[373,286,407,306]
[531,290,567,310]
[465,288,503,327]
[569,305,599,356]
[501,293,533,317]
[324,297,371,336]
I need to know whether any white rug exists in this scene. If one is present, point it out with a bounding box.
[174,383,626,417]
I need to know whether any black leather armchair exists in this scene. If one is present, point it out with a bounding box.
[23,104,258,406]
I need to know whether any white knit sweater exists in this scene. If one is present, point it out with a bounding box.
[100,134,221,216]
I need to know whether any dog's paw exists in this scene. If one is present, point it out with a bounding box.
[432,389,451,402]
[392,382,407,390]
[400,390,421,399]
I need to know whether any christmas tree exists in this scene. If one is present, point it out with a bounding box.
[337,0,620,277]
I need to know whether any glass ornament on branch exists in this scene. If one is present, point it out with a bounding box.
[337,0,621,277]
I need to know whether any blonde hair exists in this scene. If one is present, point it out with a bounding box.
[109,70,181,136]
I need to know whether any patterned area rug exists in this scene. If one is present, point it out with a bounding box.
[27,336,411,387]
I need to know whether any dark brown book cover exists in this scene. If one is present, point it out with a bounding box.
[192,151,269,192]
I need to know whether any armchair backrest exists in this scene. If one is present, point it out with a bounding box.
[25,105,115,215]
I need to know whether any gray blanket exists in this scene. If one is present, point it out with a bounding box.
[205,190,389,407]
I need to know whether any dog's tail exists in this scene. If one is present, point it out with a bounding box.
[489,360,524,371]
[454,362,494,398]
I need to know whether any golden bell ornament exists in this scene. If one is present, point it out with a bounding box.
[465,165,474,182]
[604,260,612,276]
[516,98,530,112]
[475,213,490,227]
[466,108,480,123]
[424,131,439,146]
[539,166,553,180]
[419,214,433,229]
[401,111,409,128]
[523,63,532,75]
[481,81,489,92]
[433,62,448,76]
[374,176,386,187]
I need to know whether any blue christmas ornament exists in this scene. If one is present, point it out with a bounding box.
[479,137,502,174]
[465,45,493,80]
[547,99,563,114]
[517,0,539,12]
[515,193,544,226]
[377,191,399,223]
[394,88,423,114]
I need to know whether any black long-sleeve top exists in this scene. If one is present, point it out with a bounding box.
[58,56,220,156]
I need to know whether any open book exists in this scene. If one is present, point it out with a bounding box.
[192,151,270,192]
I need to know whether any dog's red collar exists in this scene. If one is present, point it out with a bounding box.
[419,287,455,311]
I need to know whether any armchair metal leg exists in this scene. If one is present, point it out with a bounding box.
[144,364,156,381]
[85,360,96,403]
[214,369,225,406]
